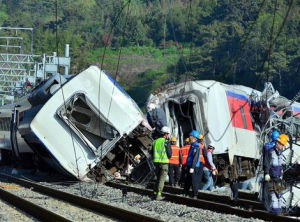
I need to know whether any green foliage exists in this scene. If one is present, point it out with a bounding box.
[0,0,299,105]
[0,1,8,25]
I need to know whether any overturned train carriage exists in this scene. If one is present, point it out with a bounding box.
[9,66,154,181]
[148,80,263,182]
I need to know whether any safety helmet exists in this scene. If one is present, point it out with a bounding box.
[208,143,215,149]
[271,130,280,141]
[276,134,289,146]
[161,126,170,134]
[189,130,200,139]
[147,103,156,111]
[171,137,177,142]
[199,134,204,140]
[185,138,190,142]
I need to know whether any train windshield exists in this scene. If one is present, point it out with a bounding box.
[56,93,119,152]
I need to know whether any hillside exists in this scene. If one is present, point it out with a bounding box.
[0,0,299,106]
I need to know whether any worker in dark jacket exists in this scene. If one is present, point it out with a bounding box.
[147,103,167,139]
[152,126,172,200]
[263,133,288,215]
[184,130,205,199]
[264,134,288,182]
[168,136,182,187]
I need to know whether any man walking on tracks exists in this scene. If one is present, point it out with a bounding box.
[184,130,205,199]
[153,126,172,200]
[202,143,217,191]
[168,136,182,187]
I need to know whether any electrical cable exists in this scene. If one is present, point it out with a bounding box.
[104,0,132,136]
[221,0,267,80]
[97,0,130,172]
[165,0,193,96]
[180,0,194,99]
[266,0,278,82]
[255,0,294,87]
[92,0,132,198]
[55,0,83,195]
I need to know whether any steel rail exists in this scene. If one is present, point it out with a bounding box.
[0,187,70,222]
[0,173,161,222]
[106,181,300,222]
[147,183,264,210]
[148,182,260,200]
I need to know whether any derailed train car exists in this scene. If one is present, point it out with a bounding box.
[1,66,154,181]
[147,80,300,183]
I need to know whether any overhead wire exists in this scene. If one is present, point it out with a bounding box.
[97,0,131,173]
[180,0,194,99]
[255,0,294,87]
[91,0,131,198]
[204,0,295,146]
[55,0,83,195]
[165,0,194,94]
[104,0,132,135]
[220,0,267,80]
[266,0,278,82]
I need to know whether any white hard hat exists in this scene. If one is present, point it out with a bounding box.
[147,103,156,111]
[208,143,215,149]
[161,126,170,134]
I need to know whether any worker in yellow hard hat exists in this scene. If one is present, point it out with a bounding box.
[263,133,288,215]
[198,134,205,147]
[168,136,182,187]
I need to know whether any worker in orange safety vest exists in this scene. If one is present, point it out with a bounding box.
[168,136,182,187]
[179,138,190,186]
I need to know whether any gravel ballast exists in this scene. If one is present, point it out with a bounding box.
[43,181,266,222]
[0,180,117,222]
[0,196,36,222]
[0,167,266,222]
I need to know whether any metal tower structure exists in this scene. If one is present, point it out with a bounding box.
[0,27,70,104]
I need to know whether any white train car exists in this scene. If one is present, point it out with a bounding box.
[16,66,153,181]
[148,80,299,181]
[0,101,34,166]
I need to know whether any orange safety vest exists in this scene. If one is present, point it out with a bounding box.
[169,145,180,164]
[199,143,205,164]
[181,145,190,166]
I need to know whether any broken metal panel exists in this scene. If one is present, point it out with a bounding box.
[17,66,153,181]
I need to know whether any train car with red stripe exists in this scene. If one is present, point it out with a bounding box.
[147,80,263,181]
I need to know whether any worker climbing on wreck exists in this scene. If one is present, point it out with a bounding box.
[168,136,182,187]
[264,130,280,151]
[147,102,168,139]
[184,130,206,199]
[152,126,172,200]
[263,133,288,215]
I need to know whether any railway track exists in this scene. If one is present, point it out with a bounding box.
[0,173,161,222]
[147,183,265,211]
[105,181,300,222]
[148,182,259,201]
[0,185,70,222]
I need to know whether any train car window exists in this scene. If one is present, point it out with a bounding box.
[0,117,11,131]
